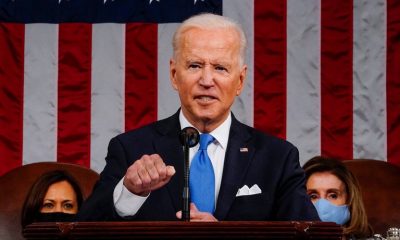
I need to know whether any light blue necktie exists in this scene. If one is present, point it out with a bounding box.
[189,133,215,213]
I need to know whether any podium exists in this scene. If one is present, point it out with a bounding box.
[23,221,343,239]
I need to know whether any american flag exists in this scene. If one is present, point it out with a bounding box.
[1,0,399,176]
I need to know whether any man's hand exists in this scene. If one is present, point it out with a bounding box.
[123,154,175,196]
[176,203,218,222]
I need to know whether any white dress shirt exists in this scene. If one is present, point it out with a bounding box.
[113,111,231,217]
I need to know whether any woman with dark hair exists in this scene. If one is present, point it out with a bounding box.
[303,156,373,239]
[21,170,83,228]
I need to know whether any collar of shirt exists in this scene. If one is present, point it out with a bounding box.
[179,110,231,205]
[179,110,231,150]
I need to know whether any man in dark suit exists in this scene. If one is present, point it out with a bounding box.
[77,13,319,222]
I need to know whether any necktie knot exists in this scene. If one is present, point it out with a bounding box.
[199,133,214,150]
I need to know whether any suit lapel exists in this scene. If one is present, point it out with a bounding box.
[214,116,255,220]
[153,111,184,212]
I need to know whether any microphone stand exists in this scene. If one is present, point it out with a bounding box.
[182,133,190,221]
[179,127,199,222]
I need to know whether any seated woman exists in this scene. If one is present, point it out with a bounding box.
[303,156,373,239]
[21,170,83,228]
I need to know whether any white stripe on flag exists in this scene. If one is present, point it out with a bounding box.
[287,0,321,165]
[23,24,58,165]
[223,0,254,127]
[91,23,126,173]
[157,23,180,120]
[353,0,387,161]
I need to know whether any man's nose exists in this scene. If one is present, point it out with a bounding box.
[199,66,214,86]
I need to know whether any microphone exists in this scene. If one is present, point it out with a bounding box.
[179,127,200,148]
[179,127,200,221]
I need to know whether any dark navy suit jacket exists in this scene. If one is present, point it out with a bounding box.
[77,111,319,221]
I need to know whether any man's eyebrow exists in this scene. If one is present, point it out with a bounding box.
[185,58,204,63]
[186,59,202,63]
[212,61,230,66]
[210,59,234,66]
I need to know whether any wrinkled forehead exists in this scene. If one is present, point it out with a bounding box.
[176,27,242,61]
[184,26,237,42]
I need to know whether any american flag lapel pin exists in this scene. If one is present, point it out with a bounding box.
[240,147,248,152]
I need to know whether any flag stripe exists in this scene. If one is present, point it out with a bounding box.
[91,23,125,173]
[23,24,58,165]
[254,0,287,139]
[223,0,254,126]
[0,23,24,176]
[157,23,180,120]
[321,0,353,159]
[125,23,158,131]
[353,0,387,161]
[57,23,92,167]
[387,0,400,166]
[286,0,321,165]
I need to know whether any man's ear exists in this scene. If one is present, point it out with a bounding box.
[236,64,247,95]
[170,58,178,91]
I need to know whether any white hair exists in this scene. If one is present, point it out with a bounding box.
[172,13,247,67]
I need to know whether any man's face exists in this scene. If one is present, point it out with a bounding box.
[170,27,247,132]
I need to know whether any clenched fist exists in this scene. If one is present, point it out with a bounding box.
[123,154,175,196]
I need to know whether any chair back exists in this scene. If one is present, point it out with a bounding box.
[344,159,400,235]
[0,162,99,240]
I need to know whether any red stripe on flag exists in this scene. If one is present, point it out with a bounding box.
[57,23,92,167]
[125,23,158,131]
[321,0,353,159]
[0,23,24,176]
[387,0,400,167]
[254,0,287,139]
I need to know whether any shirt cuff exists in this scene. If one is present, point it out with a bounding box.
[113,177,149,217]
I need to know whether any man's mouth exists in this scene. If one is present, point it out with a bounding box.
[195,95,216,102]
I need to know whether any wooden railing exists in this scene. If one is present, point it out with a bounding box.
[23,221,343,239]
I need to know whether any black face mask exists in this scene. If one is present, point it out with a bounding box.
[35,212,76,222]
